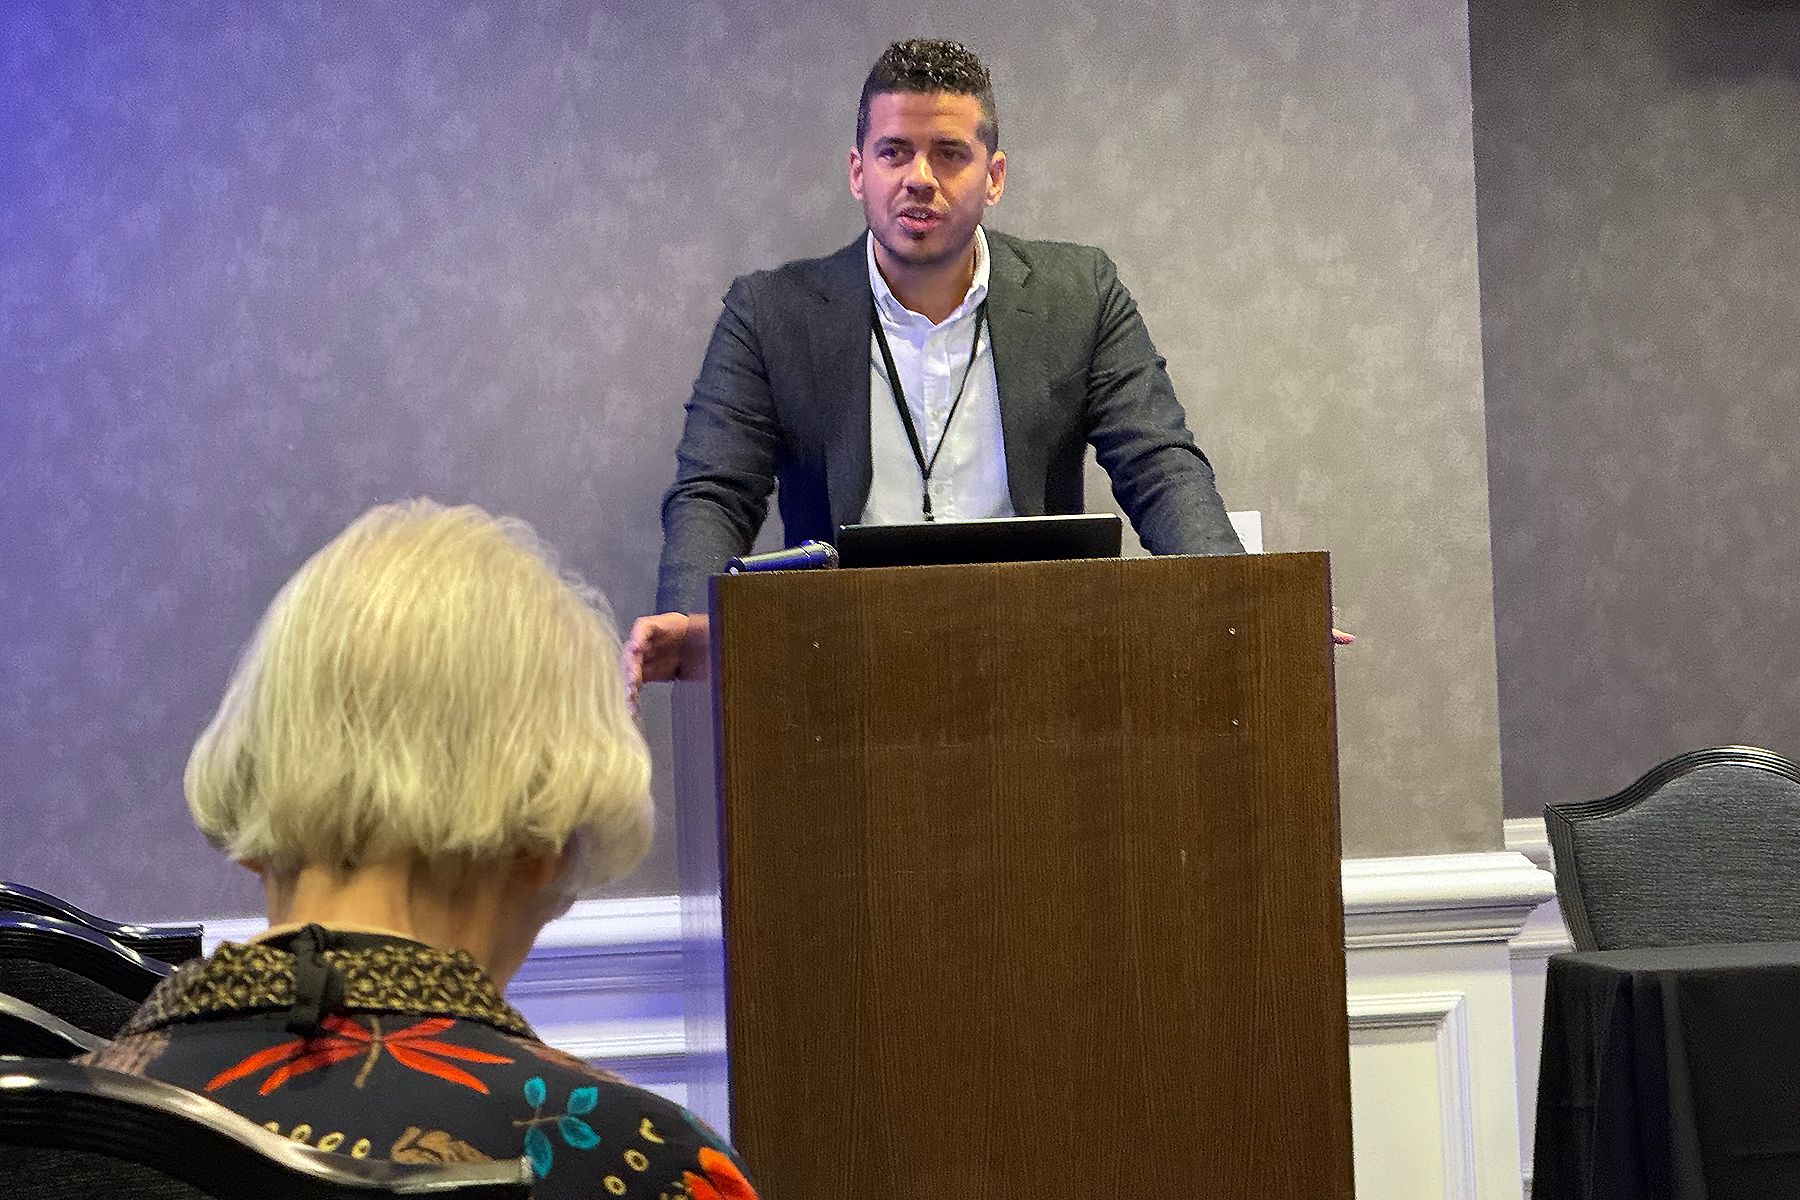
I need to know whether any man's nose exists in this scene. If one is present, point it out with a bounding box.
[904,157,936,191]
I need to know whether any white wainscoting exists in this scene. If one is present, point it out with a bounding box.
[1347,989,1476,1199]
[190,847,1562,1198]
[1344,852,1555,1200]
[1502,819,1571,1200]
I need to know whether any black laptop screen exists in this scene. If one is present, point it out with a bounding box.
[834,514,1122,569]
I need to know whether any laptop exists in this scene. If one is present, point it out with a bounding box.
[834,513,1122,570]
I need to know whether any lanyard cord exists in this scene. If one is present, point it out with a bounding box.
[870,297,989,522]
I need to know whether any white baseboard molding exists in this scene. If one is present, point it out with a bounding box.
[1344,851,1555,949]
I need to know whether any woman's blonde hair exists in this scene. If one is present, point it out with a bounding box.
[185,499,652,890]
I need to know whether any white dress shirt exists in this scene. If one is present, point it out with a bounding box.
[861,227,1015,525]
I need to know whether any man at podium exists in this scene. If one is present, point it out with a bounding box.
[628,38,1245,700]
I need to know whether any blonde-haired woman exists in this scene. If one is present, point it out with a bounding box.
[88,500,757,1200]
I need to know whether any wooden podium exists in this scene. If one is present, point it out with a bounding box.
[672,552,1353,1199]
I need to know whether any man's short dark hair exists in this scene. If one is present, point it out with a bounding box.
[856,39,999,153]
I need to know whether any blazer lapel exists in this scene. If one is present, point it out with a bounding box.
[811,237,875,534]
[984,232,1049,517]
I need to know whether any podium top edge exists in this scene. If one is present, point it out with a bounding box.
[709,549,1329,585]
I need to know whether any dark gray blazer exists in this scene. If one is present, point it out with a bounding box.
[654,230,1243,614]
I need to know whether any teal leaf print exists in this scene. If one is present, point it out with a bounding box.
[558,1115,599,1149]
[523,1126,553,1176]
[517,1077,605,1178]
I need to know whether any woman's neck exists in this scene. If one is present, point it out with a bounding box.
[250,920,425,945]
[258,858,549,986]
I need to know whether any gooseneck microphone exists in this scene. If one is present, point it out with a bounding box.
[725,539,841,574]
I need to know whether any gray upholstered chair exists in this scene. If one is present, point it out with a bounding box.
[1545,745,1800,950]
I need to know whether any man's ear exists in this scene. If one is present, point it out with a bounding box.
[985,150,1007,207]
[848,147,865,201]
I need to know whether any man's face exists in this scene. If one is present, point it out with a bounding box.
[849,91,1006,279]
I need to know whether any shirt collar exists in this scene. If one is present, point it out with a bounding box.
[867,226,990,327]
[115,937,535,1039]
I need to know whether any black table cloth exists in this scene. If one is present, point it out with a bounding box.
[1536,941,1800,1200]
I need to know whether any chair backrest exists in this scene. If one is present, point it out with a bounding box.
[0,913,172,1037]
[0,1058,534,1200]
[1545,745,1800,950]
[0,882,203,967]
[0,991,110,1058]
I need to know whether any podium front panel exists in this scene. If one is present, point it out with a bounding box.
[701,551,1351,1199]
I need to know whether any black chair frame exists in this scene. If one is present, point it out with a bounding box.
[0,881,203,967]
[0,991,110,1058]
[0,1058,533,1199]
[0,913,173,1002]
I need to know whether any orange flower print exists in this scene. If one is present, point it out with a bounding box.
[204,1016,512,1095]
[682,1146,759,1200]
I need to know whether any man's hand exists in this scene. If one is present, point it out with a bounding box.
[1332,628,1355,645]
[623,612,691,716]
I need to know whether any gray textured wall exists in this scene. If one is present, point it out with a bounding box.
[1473,0,1800,819]
[2,0,1499,922]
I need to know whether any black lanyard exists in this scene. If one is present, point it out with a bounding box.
[870,297,989,522]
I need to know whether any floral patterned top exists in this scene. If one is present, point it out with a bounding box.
[81,929,758,1200]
